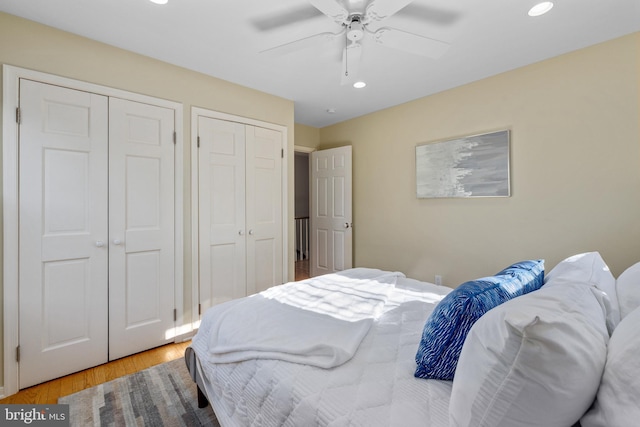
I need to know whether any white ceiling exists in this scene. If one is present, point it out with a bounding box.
[1,0,638,127]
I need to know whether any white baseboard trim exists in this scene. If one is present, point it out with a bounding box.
[174,330,197,343]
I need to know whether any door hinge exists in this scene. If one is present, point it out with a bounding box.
[173,131,177,144]
[16,107,21,125]
[197,136,200,148]
[16,345,20,363]
[281,148,284,158]
[198,303,202,316]
[174,308,177,322]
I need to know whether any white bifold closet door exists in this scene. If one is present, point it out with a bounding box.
[197,116,283,313]
[19,80,110,388]
[197,118,247,310]
[108,98,175,360]
[18,80,175,388]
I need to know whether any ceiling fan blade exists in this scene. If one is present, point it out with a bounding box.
[364,0,416,23]
[373,27,450,59]
[251,6,324,32]
[309,0,350,25]
[394,4,461,26]
[340,43,363,85]
[260,30,344,57]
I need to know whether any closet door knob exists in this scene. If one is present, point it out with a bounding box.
[113,239,122,246]
[95,241,105,248]
[238,230,244,236]
[248,229,254,235]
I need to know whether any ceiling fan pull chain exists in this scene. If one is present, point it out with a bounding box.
[344,32,349,77]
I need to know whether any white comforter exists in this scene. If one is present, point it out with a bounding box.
[196,268,404,368]
[191,270,454,427]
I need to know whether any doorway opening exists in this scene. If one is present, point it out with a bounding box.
[295,151,310,280]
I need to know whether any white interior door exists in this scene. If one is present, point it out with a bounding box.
[245,125,283,294]
[310,146,353,277]
[108,98,175,360]
[18,80,109,388]
[197,117,247,312]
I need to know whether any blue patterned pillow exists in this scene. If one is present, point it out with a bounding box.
[414,259,544,380]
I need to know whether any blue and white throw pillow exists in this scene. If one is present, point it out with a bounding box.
[414,259,544,380]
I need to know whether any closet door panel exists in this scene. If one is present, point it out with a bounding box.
[245,126,283,295]
[18,80,109,388]
[108,98,175,360]
[198,117,246,311]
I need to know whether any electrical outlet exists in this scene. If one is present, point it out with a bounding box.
[435,275,442,286]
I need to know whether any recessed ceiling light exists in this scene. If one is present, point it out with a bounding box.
[149,0,168,4]
[353,81,367,89]
[528,2,553,16]
[326,108,336,114]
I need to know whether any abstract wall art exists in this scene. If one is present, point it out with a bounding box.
[416,130,510,198]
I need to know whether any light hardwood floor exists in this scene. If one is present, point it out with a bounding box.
[0,340,191,405]
[295,259,310,281]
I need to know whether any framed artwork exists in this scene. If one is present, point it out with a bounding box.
[416,129,510,198]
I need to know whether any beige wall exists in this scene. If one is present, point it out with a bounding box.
[294,123,321,150]
[320,33,640,287]
[0,12,295,388]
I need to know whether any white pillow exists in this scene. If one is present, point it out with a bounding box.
[615,261,640,319]
[581,305,640,426]
[545,251,620,331]
[449,282,609,427]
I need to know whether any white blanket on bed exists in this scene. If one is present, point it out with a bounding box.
[200,268,404,368]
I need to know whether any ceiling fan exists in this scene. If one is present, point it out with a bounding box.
[261,0,451,85]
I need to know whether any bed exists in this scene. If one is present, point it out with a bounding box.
[186,254,640,427]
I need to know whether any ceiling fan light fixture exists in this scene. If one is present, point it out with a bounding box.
[528,2,554,16]
[353,81,366,89]
[149,0,168,4]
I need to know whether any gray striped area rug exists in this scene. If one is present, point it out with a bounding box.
[59,358,220,426]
